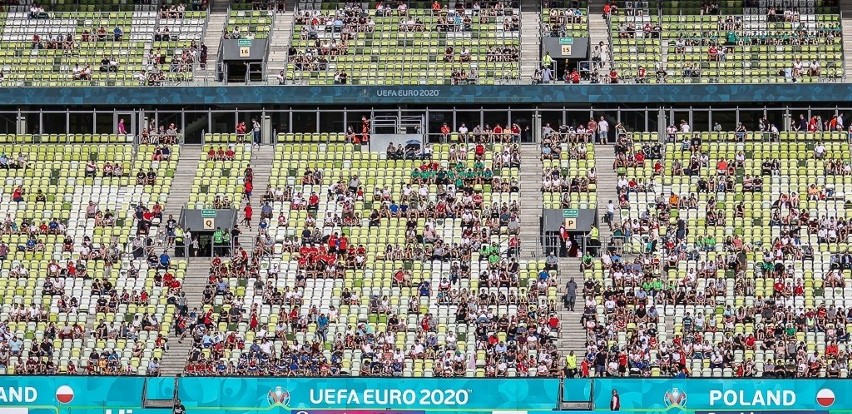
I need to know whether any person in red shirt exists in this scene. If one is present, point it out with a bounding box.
[207,147,216,160]
[548,314,559,329]
[337,235,348,257]
[243,180,253,202]
[511,123,521,141]
[440,123,450,141]
[708,45,718,61]
[242,203,252,229]
[216,146,225,160]
[11,186,23,202]
[327,232,338,253]
[826,340,839,357]
[587,118,598,137]
[308,192,319,212]
[224,147,235,160]
[637,65,646,83]
[609,69,619,83]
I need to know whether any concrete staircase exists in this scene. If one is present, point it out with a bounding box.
[158,259,211,376]
[841,4,852,80]
[588,0,611,71]
[518,144,543,260]
[163,145,201,219]
[555,257,588,358]
[594,145,621,248]
[266,10,294,81]
[520,10,542,82]
[199,0,229,80]
[235,145,275,247]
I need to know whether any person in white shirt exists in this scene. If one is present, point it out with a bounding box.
[809,60,820,77]
[597,116,609,144]
[814,142,826,159]
[458,123,468,137]
[680,120,691,133]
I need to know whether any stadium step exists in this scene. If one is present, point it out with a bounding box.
[266,9,295,79]
[163,144,202,219]
[554,256,588,359]
[842,5,852,79]
[519,9,542,82]
[234,144,275,248]
[197,7,230,80]
[519,143,543,260]
[593,145,620,249]
[159,259,213,376]
[588,0,612,72]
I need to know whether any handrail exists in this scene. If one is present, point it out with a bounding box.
[200,6,211,47]
[605,10,616,70]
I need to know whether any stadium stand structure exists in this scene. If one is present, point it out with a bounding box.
[161,135,568,377]
[0,133,183,375]
[588,121,852,377]
[4,0,852,384]
[284,1,521,85]
[602,0,844,84]
[0,0,210,87]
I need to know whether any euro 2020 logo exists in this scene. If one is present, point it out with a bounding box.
[268,387,291,407]
[664,388,687,408]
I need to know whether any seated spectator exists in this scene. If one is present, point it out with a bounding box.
[96,26,108,41]
[11,186,24,203]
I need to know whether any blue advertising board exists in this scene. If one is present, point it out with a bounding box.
[0,376,149,414]
[580,379,842,413]
[178,377,560,414]
[2,376,852,414]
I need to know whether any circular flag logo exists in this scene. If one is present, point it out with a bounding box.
[817,388,835,407]
[56,385,74,404]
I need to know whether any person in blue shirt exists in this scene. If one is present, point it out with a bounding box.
[113,26,123,41]
[317,313,329,342]
[158,252,171,269]
[418,280,431,296]
[25,237,36,251]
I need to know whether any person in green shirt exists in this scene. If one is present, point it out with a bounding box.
[564,351,578,378]
[589,225,600,252]
[482,168,493,181]
[436,169,447,183]
[581,252,593,270]
[542,51,553,69]
[213,228,225,245]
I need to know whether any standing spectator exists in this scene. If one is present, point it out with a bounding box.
[200,43,208,69]
[252,118,261,145]
[598,115,609,144]
[564,278,577,311]
[243,179,253,202]
[242,203,253,229]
